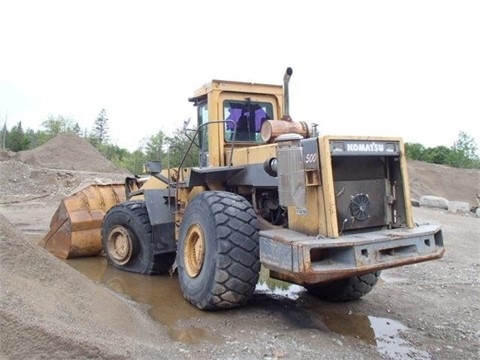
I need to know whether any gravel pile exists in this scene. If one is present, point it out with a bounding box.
[0,134,129,204]
[15,133,122,172]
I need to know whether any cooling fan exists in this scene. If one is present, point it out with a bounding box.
[349,194,371,221]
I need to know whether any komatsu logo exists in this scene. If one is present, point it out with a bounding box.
[346,142,385,152]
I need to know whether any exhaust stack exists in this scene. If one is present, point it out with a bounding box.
[282,67,293,121]
[261,67,312,142]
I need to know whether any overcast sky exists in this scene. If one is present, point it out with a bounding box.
[1,0,479,152]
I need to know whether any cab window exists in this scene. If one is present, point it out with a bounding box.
[224,100,273,142]
[197,101,209,151]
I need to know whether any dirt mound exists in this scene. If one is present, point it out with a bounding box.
[0,214,169,359]
[15,133,122,172]
[408,160,479,206]
[0,134,130,203]
[0,149,15,161]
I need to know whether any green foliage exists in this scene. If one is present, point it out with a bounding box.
[450,131,479,168]
[405,131,479,169]
[121,149,147,174]
[5,121,30,151]
[404,143,425,161]
[0,115,85,151]
[24,129,39,149]
[89,109,109,147]
[142,131,166,161]
[423,145,451,164]
[36,115,83,147]
[1,121,6,149]
[127,127,199,174]
[97,143,130,164]
[164,127,199,168]
[42,115,81,138]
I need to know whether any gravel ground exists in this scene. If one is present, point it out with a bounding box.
[1,204,478,360]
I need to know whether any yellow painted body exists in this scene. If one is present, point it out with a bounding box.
[285,135,413,238]
[181,78,415,239]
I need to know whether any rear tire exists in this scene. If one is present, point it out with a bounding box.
[306,271,381,302]
[177,191,260,310]
[102,201,175,275]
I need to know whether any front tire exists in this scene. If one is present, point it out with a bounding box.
[101,201,175,275]
[178,191,260,310]
[306,271,381,302]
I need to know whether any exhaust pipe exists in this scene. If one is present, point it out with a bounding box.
[282,67,293,121]
[261,67,313,142]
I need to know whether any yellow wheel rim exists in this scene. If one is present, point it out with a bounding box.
[184,223,206,278]
[107,226,133,265]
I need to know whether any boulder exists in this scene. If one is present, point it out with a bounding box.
[447,201,471,213]
[419,195,449,210]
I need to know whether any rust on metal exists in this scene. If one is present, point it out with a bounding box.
[39,183,126,259]
[260,225,445,286]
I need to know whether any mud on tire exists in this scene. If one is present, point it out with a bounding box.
[177,191,260,310]
[306,271,381,302]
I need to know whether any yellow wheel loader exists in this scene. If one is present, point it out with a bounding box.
[40,68,444,310]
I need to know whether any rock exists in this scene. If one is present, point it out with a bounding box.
[419,195,449,210]
[447,201,471,213]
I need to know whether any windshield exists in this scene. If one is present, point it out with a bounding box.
[224,100,273,142]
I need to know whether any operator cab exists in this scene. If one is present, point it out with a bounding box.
[189,79,283,167]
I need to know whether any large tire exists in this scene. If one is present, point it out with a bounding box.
[306,271,381,302]
[101,201,175,275]
[177,191,260,310]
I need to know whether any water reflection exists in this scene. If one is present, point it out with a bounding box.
[255,267,305,300]
[315,311,430,359]
[66,256,219,344]
[66,257,430,358]
[369,316,430,360]
[258,268,430,359]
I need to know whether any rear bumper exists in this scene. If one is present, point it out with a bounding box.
[259,224,444,285]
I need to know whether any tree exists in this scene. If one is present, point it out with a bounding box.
[405,131,479,169]
[97,143,129,165]
[123,149,147,174]
[454,131,478,157]
[90,109,109,146]
[25,128,38,149]
[1,120,6,150]
[6,121,30,152]
[449,131,480,169]
[142,131,166,162]
[405,143,425,161]
[165,126,199,168]
[42,115,81,138]
[423,145,451,165]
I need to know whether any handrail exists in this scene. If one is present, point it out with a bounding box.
[166,144,181,214]
[175,120,237,212]
[177,120,237,179]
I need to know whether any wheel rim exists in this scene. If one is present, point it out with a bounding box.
[107,225,133,265]
[184,223,206,278]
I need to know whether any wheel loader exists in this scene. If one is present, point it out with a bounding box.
[40,67,445,310]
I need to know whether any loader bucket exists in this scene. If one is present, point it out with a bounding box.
[39,183,126,259]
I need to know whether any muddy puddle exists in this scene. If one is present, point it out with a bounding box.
[66,256,429,359]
